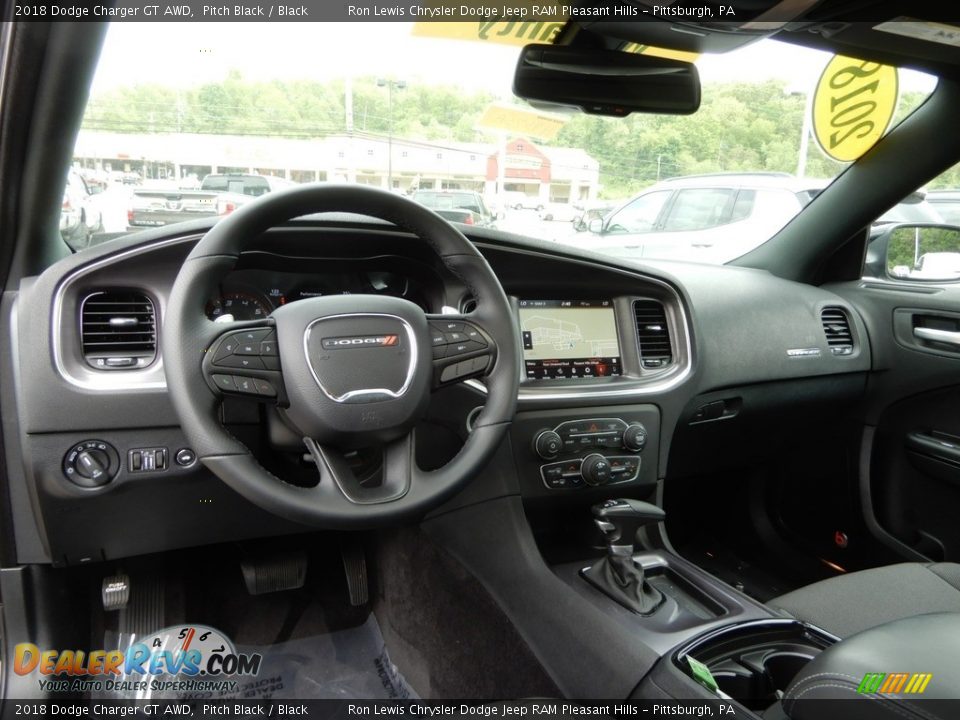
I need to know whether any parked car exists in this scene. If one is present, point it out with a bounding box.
[503,190,544,211]
[926,189,960,224]
[59,168,103,250]
[568,172,826,263]
[410,190,496,227]
[127,173,296,230]
[572,202,618,232]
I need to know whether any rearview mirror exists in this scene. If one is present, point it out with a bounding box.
[513,44,701,117]
[885,224,960,281]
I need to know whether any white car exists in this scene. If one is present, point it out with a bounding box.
[565,173,826,264]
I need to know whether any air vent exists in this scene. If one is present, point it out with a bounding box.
[821,307,854,356]
[634,300,673,370]
[80,291,157,370]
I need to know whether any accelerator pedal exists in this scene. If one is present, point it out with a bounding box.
[241,550,308,595]
[341,543,369,606]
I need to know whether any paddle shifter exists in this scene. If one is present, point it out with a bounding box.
[583,498,666,615]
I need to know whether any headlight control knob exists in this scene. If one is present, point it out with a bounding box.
[63,440,119,488]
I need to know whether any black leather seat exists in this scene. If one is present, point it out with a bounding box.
[783,613,960,718]
[769,562,960,637]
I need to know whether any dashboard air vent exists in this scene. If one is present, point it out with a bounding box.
[821,307,854,356]
[80,291,157,370]
[634,300,672,370]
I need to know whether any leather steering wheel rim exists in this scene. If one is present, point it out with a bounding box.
[162,184,519,528]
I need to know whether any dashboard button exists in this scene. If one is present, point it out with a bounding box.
[430,331,446,346]
[262,356,281,371]
[260,340,278,356]
[175,448,197,467]
[470,355,489,373]
[432,344,448,360]
[440,364,459,383]
[217,355,265,370]
[438,321,464,332]
[444,331,467,344]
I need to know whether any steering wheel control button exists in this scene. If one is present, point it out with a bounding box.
[212,374,238,392]
[464,327,487,346]
[260,340,278,356]
[175,448,197,467]
[218,354,265,370]
[63,440,120,488]
[253,378,277,397]
[235,341,260,355]
[235,377,258,394]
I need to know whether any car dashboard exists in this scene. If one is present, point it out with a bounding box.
[4,219,872,566]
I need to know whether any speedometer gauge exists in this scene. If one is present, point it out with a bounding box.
[206,292,272,321]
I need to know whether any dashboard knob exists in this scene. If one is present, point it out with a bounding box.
[581,453,612,487]
[623,423,648,452]
[75,450,110,480]
[534,430,563,460]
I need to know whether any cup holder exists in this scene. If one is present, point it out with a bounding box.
[675,619,838,712]
[764,651,814,692]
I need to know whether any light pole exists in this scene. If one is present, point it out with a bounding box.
[787,85,816,178]
[377,78,406,191]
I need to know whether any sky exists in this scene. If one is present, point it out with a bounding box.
[91,22,938,98]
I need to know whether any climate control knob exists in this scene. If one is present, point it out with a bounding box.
[533,430,563,460]
[581,453,612,487]
[623,423,648,452]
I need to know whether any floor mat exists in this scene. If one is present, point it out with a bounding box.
[96,614,417,700]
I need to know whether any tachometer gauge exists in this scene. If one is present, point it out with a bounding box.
[206,292,272,321]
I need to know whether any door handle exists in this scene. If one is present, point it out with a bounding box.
[913,327,960,346]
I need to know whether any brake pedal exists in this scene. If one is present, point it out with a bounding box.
[342,544,369,606]
[241,550,308,595]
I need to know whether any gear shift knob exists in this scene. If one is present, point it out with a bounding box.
[592,498,666,554]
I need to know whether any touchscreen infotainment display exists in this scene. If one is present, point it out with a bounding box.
[518,300,621,380]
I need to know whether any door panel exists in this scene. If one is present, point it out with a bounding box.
[831,279,960,561]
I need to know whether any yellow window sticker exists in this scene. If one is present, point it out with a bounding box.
[812,54,899,163]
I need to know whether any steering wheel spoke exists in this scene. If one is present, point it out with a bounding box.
[426,313,496,390]
[202,320,287,404]
[303,433,414,505]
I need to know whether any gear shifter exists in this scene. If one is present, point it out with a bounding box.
[583,499,666,615]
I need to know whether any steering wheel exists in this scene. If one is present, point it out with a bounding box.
[163,184,519,528]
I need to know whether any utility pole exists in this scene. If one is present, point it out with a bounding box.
[377,78,406,191]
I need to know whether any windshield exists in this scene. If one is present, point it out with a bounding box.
[71,22,936,263]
